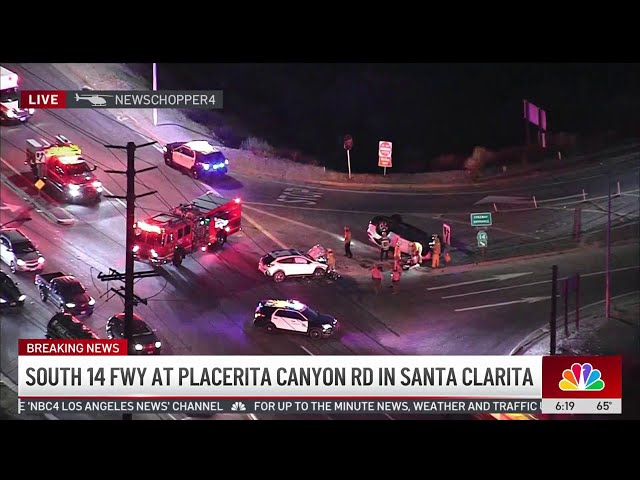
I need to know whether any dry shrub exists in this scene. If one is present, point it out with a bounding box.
[430,153,465,171]
[464,146,494,177]
[240,137,275,156]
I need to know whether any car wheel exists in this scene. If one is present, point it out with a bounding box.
[265,322,277,334]
[40,288,48,302]
[313,268,325,278]
[215,231,227,247]
[273,271,285,283]
[164,156,172,166]
[309,328,323,340]
[9,261,16,274]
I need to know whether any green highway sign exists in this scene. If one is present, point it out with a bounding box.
[477,230,488,247]
[470,212,492,227]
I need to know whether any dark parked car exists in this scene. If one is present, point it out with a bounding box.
[106,313,162,354]
[0,271,25,309]
[36,272,95,316]
[46,313,100,339]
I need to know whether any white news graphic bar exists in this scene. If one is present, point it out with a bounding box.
[542,399,621,415]
[18,355,542,398]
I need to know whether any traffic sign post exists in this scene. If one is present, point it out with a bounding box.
[343,135,353,179]
[470,212,492,227]
[378,140,392,176]
[477,230,488,258]
[442,223,451,246]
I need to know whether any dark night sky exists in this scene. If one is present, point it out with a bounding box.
[137,63,640,173]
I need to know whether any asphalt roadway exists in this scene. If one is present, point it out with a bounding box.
[1,63,639,420]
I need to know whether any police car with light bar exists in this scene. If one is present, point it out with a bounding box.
[0,66,34,123]
[254,299,338,339]
[163,140,229,179]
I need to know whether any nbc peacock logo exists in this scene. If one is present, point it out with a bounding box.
[559,363,605,391]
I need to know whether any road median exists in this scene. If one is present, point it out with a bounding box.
[0,173,76,226]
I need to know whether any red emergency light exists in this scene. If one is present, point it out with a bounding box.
[136,220,163,234]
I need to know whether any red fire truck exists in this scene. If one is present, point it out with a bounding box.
[25,135,103,203]
[133,191,242,267]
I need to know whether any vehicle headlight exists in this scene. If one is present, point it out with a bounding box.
[69,184,81,191]
[224,159,229,165]
[19,294,26,302]
[92,181,102,188]
[132,245,139,253]
[38,257,45,264]
[65,303,76,308]
[162,146,167,152]
[155,341,162,349]
[135,344,143,351]
[322,324,333,330]
[88,298,95,306]
[0,298,6,303]
[150,249,158,258]
[16,259,26,266]
[28,108,35,114]
[202,163,210,170]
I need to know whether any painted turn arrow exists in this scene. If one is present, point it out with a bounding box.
[427,272,533,291]
[455,296,551,312]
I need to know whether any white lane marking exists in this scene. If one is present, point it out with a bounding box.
[277,187,323,205]
[101,186,126,208]
[474,196,534,205]
[244,204,375,251]
[436,215,539,239]
[1,156,25,177]
[442,265,639,299]
[427,272,533,291]
[243,211,287,249]
[621,192,640,197]
[455,295,551,312]
[245,200,445,216]
[300,345,314,355]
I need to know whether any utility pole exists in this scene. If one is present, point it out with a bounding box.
[605,169,612,320]
[101,141,159,421]
[152,63,158,126]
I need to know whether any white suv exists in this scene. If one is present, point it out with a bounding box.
[258,249,327,283]
[0,228,45,273]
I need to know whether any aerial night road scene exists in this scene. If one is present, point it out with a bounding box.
[0,63,638,421]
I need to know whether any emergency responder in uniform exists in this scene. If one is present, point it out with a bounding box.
[371,264,383,295]
[391,264,401,294]
[414,241,423,265]
[380,231,391,260]
[344,226,353,258]
[393,240,402,272]
[431,235,441,268]
[327,249,336,273]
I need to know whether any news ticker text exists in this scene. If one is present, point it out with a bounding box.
[19,90,223,109]
[20,398,542,415]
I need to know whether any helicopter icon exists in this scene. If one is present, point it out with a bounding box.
[74,93,113,106]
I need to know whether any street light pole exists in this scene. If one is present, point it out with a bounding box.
[152,63,158,126]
